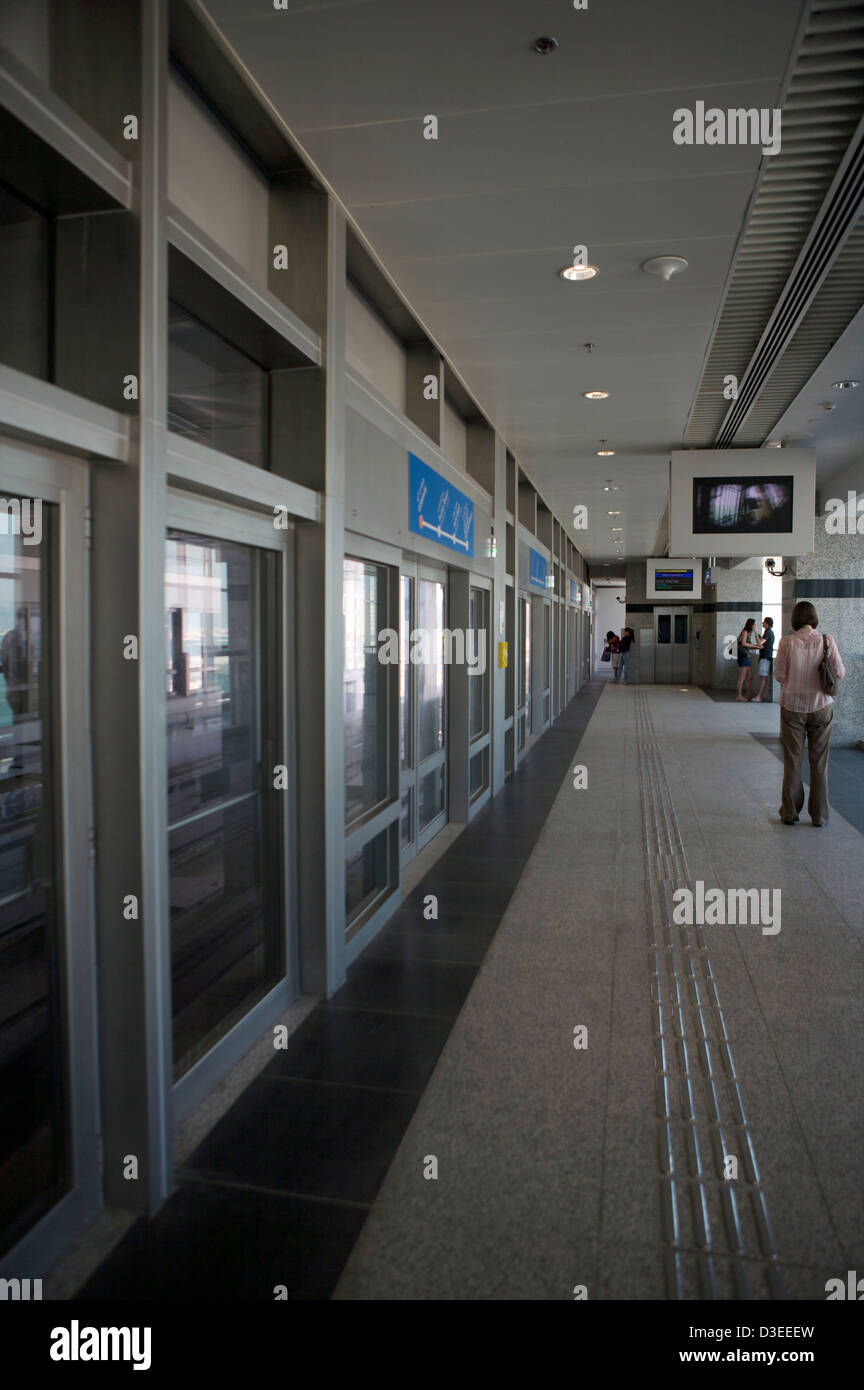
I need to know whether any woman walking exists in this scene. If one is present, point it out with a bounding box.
[773,601,846,827]
[735,618,761,701]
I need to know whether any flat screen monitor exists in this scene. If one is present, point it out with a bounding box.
[646,559,702,601]
[692,476,794,535]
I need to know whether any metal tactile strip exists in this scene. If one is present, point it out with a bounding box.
[635,692,786,1300]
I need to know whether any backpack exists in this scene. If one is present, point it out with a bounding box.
[818,635,841,696]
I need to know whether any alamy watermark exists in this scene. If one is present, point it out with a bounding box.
[0,497,42,545]
[377,627,487,675]
[673,881,781,936]
[673,102,781,157]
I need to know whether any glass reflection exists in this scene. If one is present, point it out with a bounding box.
[344,558,388,823]
[418,579,445,761]
[0,499,66,1254]
[166,532,282,1077]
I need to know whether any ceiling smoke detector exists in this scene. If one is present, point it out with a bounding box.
[642,255,689,282]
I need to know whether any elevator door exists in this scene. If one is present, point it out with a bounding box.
[654,608,690,683]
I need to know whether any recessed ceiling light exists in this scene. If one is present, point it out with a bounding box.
[766,440,782,447]
[560,264,598,281]
[611,526,623,531]
[585,390,609,400]
[596,448,615,456]
[832,380,859,389]
[602,483,619,491]
[608,510,621,516]
[532,35,558,55]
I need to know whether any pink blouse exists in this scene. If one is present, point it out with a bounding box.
[772,628,846,712]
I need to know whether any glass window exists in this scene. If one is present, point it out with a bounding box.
[0,187,50,381]
[346,828,389,925]
[418,579,445,761]
[166,532,283,1077]
[469,746,489,802]
[0,498,67,1254]
[167,302,268,468]
[419,763,445,831]
[400,787,413,850]
[344,558,389,824]
[469,586,489,741]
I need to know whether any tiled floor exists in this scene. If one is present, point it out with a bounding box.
[334,684,864,1301]
[705,687,864,835]
[77,682,604,1300]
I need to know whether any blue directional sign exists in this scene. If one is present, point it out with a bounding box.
[529,547,547,590]
[409,453,474,557]
[570,578,579,604]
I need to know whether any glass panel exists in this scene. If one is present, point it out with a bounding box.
[418,579,445,762]
[168,302,268,468]
[469,746,488,801]
[0,188,50,381]
[543,603,551,688]
[469,587,489,740]
[523,600,532,731]
[674,614,688,644]
[346,829,388,924]
[399,575,413,772]
[344,558,388,824]
[419,763,445,832]
[0,498,67,1253]
[166,532,282,1077]
[657,614,671,644]
[400,787,413,850]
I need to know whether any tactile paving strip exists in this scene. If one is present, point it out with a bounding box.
[635,692,786,1300]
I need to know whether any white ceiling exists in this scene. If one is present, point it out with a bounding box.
[202,0,825,562]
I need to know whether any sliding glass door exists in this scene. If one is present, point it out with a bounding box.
[0,442,96,1271]
[400,559,448,863]
[165,500,290,1084]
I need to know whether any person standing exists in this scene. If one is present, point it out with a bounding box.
[735,618,761,701]
[614,627,634,684]
[751,615,775,702]
[773,601,846,827]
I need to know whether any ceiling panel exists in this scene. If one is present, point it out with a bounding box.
[200,0,807,560]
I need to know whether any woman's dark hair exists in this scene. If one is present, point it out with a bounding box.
[791,601,819,630]
[743,618,756,633]
[606,630,616,641]
[763,616,773,628]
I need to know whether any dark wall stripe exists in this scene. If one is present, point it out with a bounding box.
[795,579,864,599]
[627,601,762,613]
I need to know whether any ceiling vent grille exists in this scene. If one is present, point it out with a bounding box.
[683,0,864,447]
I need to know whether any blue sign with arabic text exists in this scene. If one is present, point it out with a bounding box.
[409,453,474,557]
[529,547,548,590]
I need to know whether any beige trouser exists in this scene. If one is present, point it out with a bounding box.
[779,705,834,825]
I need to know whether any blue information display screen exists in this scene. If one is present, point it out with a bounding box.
[655,568,694,592]
[529,548,547,590]
[570,578,579,603]
[409,452,474,557]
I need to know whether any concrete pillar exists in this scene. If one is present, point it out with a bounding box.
[792,495,863,747]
